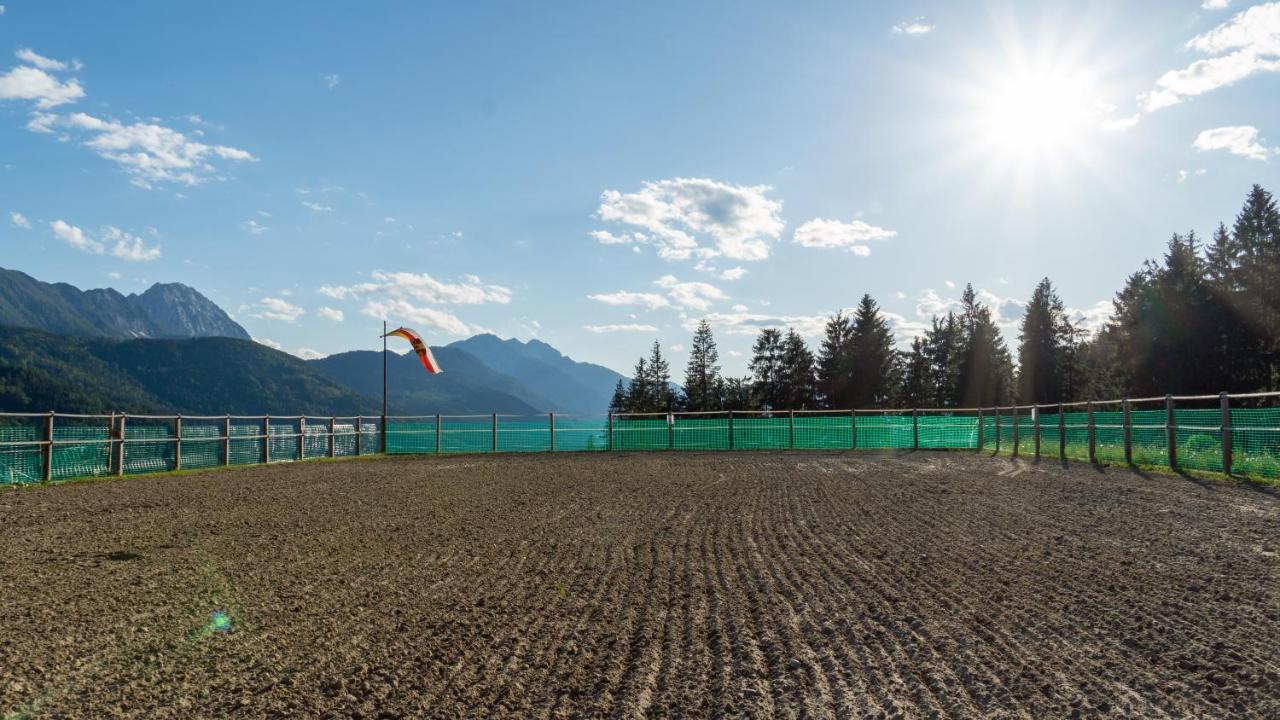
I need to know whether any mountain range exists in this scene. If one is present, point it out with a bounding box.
[0,268,625,416]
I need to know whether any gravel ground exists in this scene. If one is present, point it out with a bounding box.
[1,451,1277,719]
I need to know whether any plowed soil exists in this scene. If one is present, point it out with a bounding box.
[1,452,1277,719]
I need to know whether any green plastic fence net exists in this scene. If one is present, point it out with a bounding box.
[4,402,1279,484]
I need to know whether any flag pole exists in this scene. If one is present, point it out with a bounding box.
[382,320,387,453]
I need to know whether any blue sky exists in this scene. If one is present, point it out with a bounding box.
[2,1,1278,375]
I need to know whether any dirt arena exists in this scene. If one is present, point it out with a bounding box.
[1,452,1277,718]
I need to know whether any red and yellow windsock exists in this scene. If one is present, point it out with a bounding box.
[383,327,442,374]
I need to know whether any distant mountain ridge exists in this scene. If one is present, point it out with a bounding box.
[447,334,625,415]
[0,267,249,340]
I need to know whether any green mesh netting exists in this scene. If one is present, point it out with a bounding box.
[5,403,1280,484]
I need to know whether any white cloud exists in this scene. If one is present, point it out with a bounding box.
[670,343,685,353]
[9,211,30,229]
[254,337,283,351]
[893,18,935,35]
[301,200,333,212]
[655,275,727,311]
[1100,113,1140,131]
[584,323,659,333]
[1203,0,1231,9]
[323,74,340,89]
[1192,125,1274,159]
[317,306,345,322]
[688,312,828,339]
[245,297,305,323]
[587,291,671,310]
[50,219,103,254]
[14,48,73,72]
[594,177,784,261]
[944,280,956,289]
[107,271,121,280]
[0,6,6,16]
[360,298,471,336]
[242,219,268,235]
[29,112,256,187]
[293,347,326,360]
[1178,168,1208,182]
[0,65,84,108]
[1067,301,1113,335]
[104,226,160,261]
[793,217,896,255]
[693,260,748,280]
[1141,3,1280,112]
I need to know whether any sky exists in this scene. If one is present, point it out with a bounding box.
[2,1,1279,376]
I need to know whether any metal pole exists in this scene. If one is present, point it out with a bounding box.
[1087,402,1096,464]
[490,413,497,453]
[788,410,795,450]
[355,416,363,456]
[42,411,54,484]
[329,417,336,458]
[1057,403,1065,461]
[1166,394,1177,470]
[174,415,183,471]
[912,409,919,450]
[977,407,984,451]
[298,417,306,461]
[728,410,734,450]
[995,407,1001,453]
[1221,392,1232,476]
[608,412,614,451]
[850,410,857,451]
[117,414,127,476]
[1033,406,1041,459]
[223,414,231,466]
[435,413,442,455]
[381,320,387,455]
[1122,399,1132,465]
[549,412,556,452]
[263,415,271,464]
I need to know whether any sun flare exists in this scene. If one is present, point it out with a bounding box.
[974,64,1102,161]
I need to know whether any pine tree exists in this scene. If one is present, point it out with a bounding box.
[608,379,627,413]
[816,311,853,408]
[646,341,678,411]
[1016,278,1070,403]
[1231,184,1280,388]
[847,294,897,407]
[683,320,722,411]
[749,328,785,410]
[779,329,818,409]
[625,357,650,412]
[720,376,754,411]
[956,284,1014,406]
[899,337,931,407]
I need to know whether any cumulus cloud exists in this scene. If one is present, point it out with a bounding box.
[301,200,333,212]
[687,312,828,339]
[1178,168,1208,182]
[655,275,727,311]
[793,217,896,255]
[242,219,268,235]
[254,337,283,350]
[1203,0,1231,8]
[593,177,784,262]
[293,347,326,360]
[0,65,84,108]
[50,219,102,254]
[587,291,671,310]
[1192,125,1274,159]
[14,48,76,72]
[361,299,471,336]
[244,297,305,323]
[9,211,30,229]
[317,306,345,322]
[319,271,511,337]
[103,226,161,261]
[893,18,935,35]
[1141,2,1280,112]
[693,260,748,280]
[323,74,340,89]
[584,323,659,333]
[28,112,256,187]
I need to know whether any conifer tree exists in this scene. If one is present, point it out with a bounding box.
[749,328,786,410]
[779,329,818,409]
[1016,278,1070,403]
[847,294,897,407]
[816,311,853,407]
[683,320,722,411]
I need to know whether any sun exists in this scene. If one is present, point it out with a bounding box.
[970,60,1104,167]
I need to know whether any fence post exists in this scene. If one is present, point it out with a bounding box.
[355,416,363,456]
[912,409,919,450]
[435,413,442,455]
[298,417,306,461]
[492,413,498,453]
[117,414,128,476]
[223,415,231,466]
[1122,399,1132,465]
[1166,394,1177,470]
[789,410,795,450]
[174,414,183,471]
[608,412,614,451]
[263,415,271,464]
[1058,404,1065,461]
[850,410,857,450]
[976,407,984,451]
[1012,406,1019,457]
[1087,402,1096,464]
[995,407,1001,453]
[1033,406,1041,459]
[1220,392,1232,476]
[42,411,54,483]
[380,414,387,455]
[329,417,336,458]
[549,412,556,452]
[728,410,734,450]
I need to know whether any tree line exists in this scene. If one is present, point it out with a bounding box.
[610,184,1280,413]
